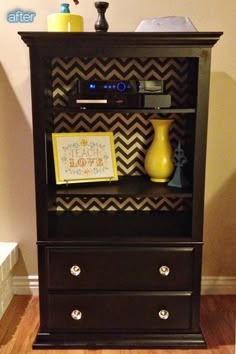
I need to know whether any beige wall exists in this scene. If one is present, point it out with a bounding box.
[0,1,235,276]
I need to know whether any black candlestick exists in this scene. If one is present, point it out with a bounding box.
[94,2,109,32]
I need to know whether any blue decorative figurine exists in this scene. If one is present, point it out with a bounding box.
[168,141,189,188]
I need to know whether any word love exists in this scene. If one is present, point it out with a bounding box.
[69,157,104,168]
[7,9,36,23]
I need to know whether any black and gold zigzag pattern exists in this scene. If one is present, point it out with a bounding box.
[51,57,196,107]
[52,196,192,212]
[51,56,193,176]
[53,112,187,175]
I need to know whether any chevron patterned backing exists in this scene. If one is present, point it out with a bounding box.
[53,112,189,176]
[51,57,197,107]
[52,196,192,212]
[49,56,194,212]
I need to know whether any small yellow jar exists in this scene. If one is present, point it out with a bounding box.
[48,13,84,32]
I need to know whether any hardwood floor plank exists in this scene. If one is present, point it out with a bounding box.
[0,296,31,354]
[0,295,235,353]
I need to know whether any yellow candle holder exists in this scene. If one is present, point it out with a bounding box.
[48,13,84,32]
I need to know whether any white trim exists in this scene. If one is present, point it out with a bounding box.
[13,276,39,295]
[12,275,236,296]
[201,276,236,295]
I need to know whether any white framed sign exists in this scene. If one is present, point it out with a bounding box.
[52,132,118,184]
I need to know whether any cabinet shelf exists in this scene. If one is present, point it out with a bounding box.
[53,176,192,198]
[48,210,192,240]
[50,177,192,213]
[50,107,196,115]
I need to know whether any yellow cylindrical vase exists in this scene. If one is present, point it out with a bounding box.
[144,119,174,183]
[48,13,84,32]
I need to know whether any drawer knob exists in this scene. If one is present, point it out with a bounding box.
[70,265,81,277]
[158,309,169,320]
[71,309,82,320]
[159,265,170,276]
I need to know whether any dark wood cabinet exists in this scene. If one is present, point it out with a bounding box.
[19,31,222,349]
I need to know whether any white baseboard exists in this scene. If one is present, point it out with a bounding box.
[12,275,236,295]
[13,276,39,295]
[201,276,236,295]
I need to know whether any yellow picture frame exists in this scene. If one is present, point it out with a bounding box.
[52,132,118,184]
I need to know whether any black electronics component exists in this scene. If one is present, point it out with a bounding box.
[69,80,171,109]
[144,94,171,109]
[78,80,164,94]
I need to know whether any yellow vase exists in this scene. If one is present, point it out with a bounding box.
[144,119,174,183]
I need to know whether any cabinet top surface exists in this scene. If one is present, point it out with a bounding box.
[19,31,223,48]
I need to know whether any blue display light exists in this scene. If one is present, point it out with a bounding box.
[89,83,96,89]
[117,81,126,92]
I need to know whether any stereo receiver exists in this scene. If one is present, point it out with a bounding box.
[69,80,171,109]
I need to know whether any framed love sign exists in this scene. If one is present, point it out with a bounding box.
[52,132,118,184]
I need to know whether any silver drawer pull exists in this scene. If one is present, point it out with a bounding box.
[71,309,82,320]
[70,265,81,277]
[159,265,170,276]
[158,309,169,320]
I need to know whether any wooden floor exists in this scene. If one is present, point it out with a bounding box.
[0,296,235,354]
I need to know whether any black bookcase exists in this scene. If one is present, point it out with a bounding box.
[19,32,222,349]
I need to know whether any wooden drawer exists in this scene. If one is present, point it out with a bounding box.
[47,247,193,290]
[48,292,192,331]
